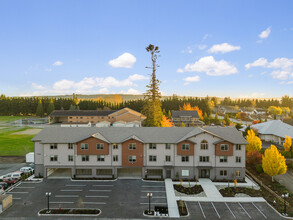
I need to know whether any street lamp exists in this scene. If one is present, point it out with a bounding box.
[45,192,51,213]
[282,192,289,216]
[147,193,153,214]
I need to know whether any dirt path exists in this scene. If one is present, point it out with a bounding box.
[12,128,42,135]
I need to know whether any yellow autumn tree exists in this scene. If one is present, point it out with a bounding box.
[180,103,203,119]
[161,115,174,127]
[246,129,262,152]
[262,145,287,182]
[283,135,292,152]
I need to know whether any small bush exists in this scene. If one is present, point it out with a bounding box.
[255,164,263,173]
[247,150,262,165]
[282,151,293,158]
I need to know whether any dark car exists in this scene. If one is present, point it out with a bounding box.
[1,178,18,185]
[0,182,8,190]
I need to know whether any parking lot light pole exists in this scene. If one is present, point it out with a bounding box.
[46,192,51,212]
[147,193,152,214]
[282,193,289,216]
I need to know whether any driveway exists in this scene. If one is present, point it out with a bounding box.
[275,171,293,193]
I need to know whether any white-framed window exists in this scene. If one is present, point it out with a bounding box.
[50,144,57,150]
[219,156,228,163]
[113,144,118,149]
[149,143,157,150]
[128,155,136,163]
[68,144,73,149]
[220,170,227,176]
[181,156,189,162]
[200,140,208,150]
[68,155,73,161]
[165,155,171,162]
[82,155,89,162]
[236,144,241,150]
[128,143,136,150]
[165,144,171,150]
[97,155,105,162]
[182,170,189,177]
[220,144,229,151]
[50,155,58,161]
[199,156,209,162]
[236,170,241,177]
[96,143,104,150]
[236,156,241,163]
[81,143,88,150]
[182,144,190,151]
[149,155,157,162]
[113,155,118,162]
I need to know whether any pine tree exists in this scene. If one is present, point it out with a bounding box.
[223,113,231,126]
[47,99,55,115]
[142,44,163,127]
[214,114,220,125]
[167,110,172,119]
[36,99,44,117]
[203,113,209,125]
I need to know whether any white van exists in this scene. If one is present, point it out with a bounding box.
[11,172,23,180]
[20,167,34,174]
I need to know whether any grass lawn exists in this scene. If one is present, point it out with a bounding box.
[0,116,29,124]
[0,127,36,156]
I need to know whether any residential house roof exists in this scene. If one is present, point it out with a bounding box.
[50,110,116,117]
[171,110,199,118]
[251,120,293,138]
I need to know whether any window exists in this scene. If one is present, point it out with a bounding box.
[166,155,171,162]
[236,156,241,163]
[129,155,136,163]
[50,144,57,150]
[96,143,104,150]
[236,170,241,177]
[199,156,209,162]
[149,143,157,150]
[219,156,228,163]
[82,155,89,162]
[113,155,118,162]
[96,169,112,175]
[165,144,171,150]
[68,155,73,161]
[220,144,229,151]
[200,140,208,150]
[236,144,241,150]
[80,117,83,119]
[81,143,88,150]
[76,169,92,175]
[68,144,73,149]
[149,155,157,162]
[50,155,58,161]
[220,170,227,176]
[182,143,190,150]
[182,170,189,176]
[128,143,136,150]
[181,156,189,162]
[113,144,118,149]
[97,155,105,162]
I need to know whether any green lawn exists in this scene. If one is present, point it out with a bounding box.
[0,127,35,156]
[0,116,29,124]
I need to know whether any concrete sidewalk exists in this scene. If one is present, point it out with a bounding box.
[199,179,223,198]
[179,196,265,202]
[165,179,180,218]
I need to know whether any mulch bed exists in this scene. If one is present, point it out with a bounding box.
[143,178,164,181]
[177,200,188,216]
[219,187,265,197]
[174,184,203,195]
[39,209,100,215]
[212,179,246,183]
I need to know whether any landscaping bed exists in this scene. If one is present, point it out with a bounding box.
[219,187,265,197]
[39,209,100,215]
[212,179,246,183]
[177,200,188,216]
[174,184,203,195]
[143,178,164,181]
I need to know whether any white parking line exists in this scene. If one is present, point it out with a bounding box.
[140,203,167,205]
[85,195,109,198]
[211,202,221,218]
[198,202,206,219]
[6,192,29,194]
[140,196,166,199]
[65,184,86,187]
[83,202,106,205]
[60,189,82,192]
[50,202,74,204]
[55,195,79,198]
[89,190,111,192]
[16,187,35,189]
[92,185,113,187]
[252,202,267,219]
[238,202,251,219]
[225,202,236,218]
[141,190,165,192]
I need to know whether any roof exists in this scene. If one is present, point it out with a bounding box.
[49,110,117,117]
[251,120,293,138]
[171,110,199,118]
[32,126,247,145]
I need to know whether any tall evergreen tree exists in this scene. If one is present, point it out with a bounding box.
[142,44,163,127]
[47,99,55,115]
[36,99,44,117]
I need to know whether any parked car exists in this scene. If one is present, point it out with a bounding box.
[0,182,8,190]
[28,163,34,169]
[0,177,18,185]
[10,171,24,180]
[20,167,34,174]
[0,173,12,179]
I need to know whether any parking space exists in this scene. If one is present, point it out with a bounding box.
[186,201,283,220]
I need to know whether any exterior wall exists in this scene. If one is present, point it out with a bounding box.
[121,139,144,167]
[144,144,175,167]
[111,144,122,166]
[214,167,245,180]
[115,112,142,123]
[34,141,44,165]
[34,164,44,177]
[177,141,194,155]
[44,143,75,167]
[215,141,233,156]
[77,137,109,155]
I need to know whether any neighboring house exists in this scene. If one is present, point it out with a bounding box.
[171,110,204,127]
[96,121,111,127]
[61,122,91,127]
[32,126,247,180]
[216,106,239,115]
[49,107,146,127]
[251,120,293,145]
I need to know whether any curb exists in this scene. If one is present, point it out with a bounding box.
[142,211,170,218]
[142,179,164,183]
[70,178,117,182]
[265,201,293,219]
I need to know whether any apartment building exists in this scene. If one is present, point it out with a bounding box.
[32,126,247,180]
[171,110,204,127]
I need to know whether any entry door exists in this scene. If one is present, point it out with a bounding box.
[200,169,210,178]
[166,170,171,178]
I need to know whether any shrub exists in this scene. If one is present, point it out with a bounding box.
[282,151,293,158]
[246,150,262,165]
[255,164,263,173]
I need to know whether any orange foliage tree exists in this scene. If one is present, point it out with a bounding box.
[180,103,203,119]
[161,115,174,127]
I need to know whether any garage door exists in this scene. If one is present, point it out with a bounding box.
[47,168,72,178]
[117,168,142,179]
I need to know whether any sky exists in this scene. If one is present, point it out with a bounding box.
[0,0,293,98]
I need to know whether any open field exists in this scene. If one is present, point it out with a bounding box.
[0,127,38,156]
[0,116,29,124]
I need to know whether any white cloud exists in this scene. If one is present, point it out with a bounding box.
[119,88,142,95]
[181,44,207,54]
[109,53,136,68]
[128,74,148,81]
[238,92,266,98]
[180,56,238,76]
[52,61,63,66]
[208,43,240,54]
[280,81,293,85]
[31,83,45,90]
[177,68,184,73]
[245,58,268,69]
[183,75,200,85]
[259,27,271,39]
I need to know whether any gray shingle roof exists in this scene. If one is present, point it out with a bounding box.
[49,110,117,117]
[251,120,293,138]
[32,126,247,145]
[171,110,199,118]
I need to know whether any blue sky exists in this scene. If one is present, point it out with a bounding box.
[1,0,293,98]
